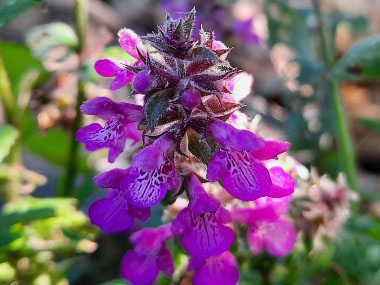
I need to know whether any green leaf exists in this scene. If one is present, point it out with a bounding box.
[187,129,212,165]
[0,42,45,94]
[0,208,56,228]
[332,35,380,80]
[25,22,78,58]
[100,279,127,285]
[358,118,380,133]
[0,125,18,162]
[0,0,43,28]
[144,90,171,131]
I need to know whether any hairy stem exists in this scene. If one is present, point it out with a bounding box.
[62,0,88,196]
[312,0,357,189]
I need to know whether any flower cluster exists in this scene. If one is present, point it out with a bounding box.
[78,9,296,284]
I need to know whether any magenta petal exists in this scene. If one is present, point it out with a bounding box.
[251,140,291,160]
[125,122,142,145]
[88,191,133,232]
[76,123,104,151]
[267,167,295,198]
[181,210,234,258]
[130,224,172,253]
[132,134,175,171]
[247,226,264,255]
[124,159,178,207]
[231,207,277,224]
[192,252,239,285]
[128,205,151,222]
[208,119,265,151]
[216,149,272,201]
[94,59,121,77]
[118,28,144,60]
[93,168,128,189]
[171,208,192,236]
[110,70,135,91]
[157,247,175,276]
[264,219,297,257]
[121,250,159,284]
[206,150,228,182]
[188,174,220,214]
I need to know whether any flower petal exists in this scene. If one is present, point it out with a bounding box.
[264,219,297,257]
[88,190,133,232]
[93,168,129,189]
[124,159,179,207]
[188,174,220,214]
[267,167,295,198]
[227,72,254,102]
[118,28,145,60]
[251,140,290,160]
[157,247,175,276]
[94,59,121,77]
[181,210,234,258]
[192,252,240,285]
[208,119,265,151]
[110,70,135,91]
[130,224,172,253]
[247,226,264,255]
[121,250,159,284]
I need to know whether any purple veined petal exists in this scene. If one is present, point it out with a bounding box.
[181,210,235,258]
[123,159,179,207]
[118,28,145,60]
[93,168,129,189]
[157,247,175,276]
[231,207,277,225]
[212,149,272,201]
[110,69,135,91]
[247,226,265,255]
[94,59,122,77]
[128,204,151,222]
[208,119,265,151]
[188,174,220,215]
[132,133,175,171]
[76,115,127,163]
[260,218,297,257]
[216,207,232,224]
[81,97,143,122]
[192,252,240,285]
[133,70,152,94]
[88,189,133,233]
[121,250,159,284]
[125,122,143,145]
[171,207,192,236]
[188,256,206,271]
[130,224,173,253]
[206,150,228,182]
[251,140,291,160]
[266,167,295,198]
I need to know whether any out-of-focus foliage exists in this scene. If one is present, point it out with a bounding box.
[0,0,43,28]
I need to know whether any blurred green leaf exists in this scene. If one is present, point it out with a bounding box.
[0,208,55,233]
[332,35,380,80]
[0,125,18,162]
[358,118,380,133]
[101,279,127,285]
[0,42,46,94]
[0,0,43,28]
[26,23,78,58]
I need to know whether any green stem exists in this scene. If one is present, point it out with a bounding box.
[312,0,357,190]
[0,52,15,124]
[62,0,88,196]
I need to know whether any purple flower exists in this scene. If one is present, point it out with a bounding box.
[94,59,135,91]
[76,97,144,162]
[122,133,180,207]
[233,19,260,45]
[267,167,295,198]
[251,140,290,160]
[207,119,272,201]
[95,28,146,91]
[121,224,174,284]
[232,196,297,257]
[172,174,234,258]
[188,251,239,285]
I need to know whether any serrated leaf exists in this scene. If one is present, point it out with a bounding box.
[332,35,380,80]
[188,129,212,165]
[191,47,219,62]
[0,125,19,162]
[0,0,42,28]
[183,7,196,39]
[144,90,171,131]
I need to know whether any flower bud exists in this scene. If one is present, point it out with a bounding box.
[133,70,152,93]
[181,88,201,109]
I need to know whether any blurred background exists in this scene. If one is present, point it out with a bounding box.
[0,0,380,284]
